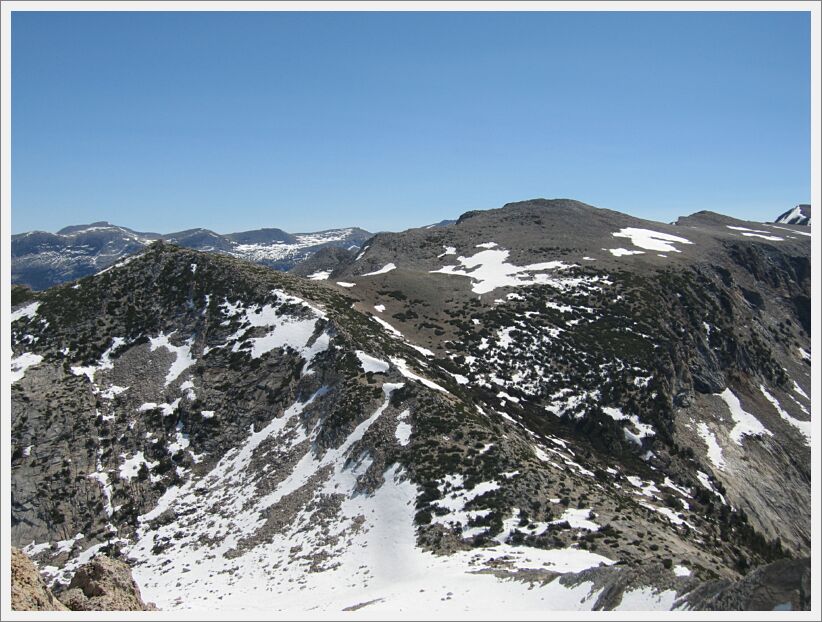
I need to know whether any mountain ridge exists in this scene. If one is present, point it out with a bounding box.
[10,198,812,612]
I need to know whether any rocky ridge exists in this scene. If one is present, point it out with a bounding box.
[11,547,155,611]
[10,547,68,611]
[10,199,812,613]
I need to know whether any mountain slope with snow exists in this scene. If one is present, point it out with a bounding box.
[775,204,810,226]
[10,199,812,612]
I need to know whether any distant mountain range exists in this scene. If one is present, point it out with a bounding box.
[11,222,372,290]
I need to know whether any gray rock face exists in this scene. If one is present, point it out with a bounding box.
[678,558,811,610]
[288,245,358,279]
[10,198,811,612]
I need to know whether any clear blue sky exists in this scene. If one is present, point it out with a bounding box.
[11,10,811,234]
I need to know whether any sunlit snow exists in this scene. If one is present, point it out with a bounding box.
[362,263,396,276]
[608,248,645,257]
[11,301,41,323]
[149,334,195,385]
[696,423,726,471]
[611,228,693,253]
[10,352,44,384]
[718,388,772,445]
[307,270,331,280]
[758,385,811,445]
[389,357,451,394]
[726,226,784,242]
[356,351,390,374]
[430,247,580,295]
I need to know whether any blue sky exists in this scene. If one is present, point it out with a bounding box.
[11,10,811,234]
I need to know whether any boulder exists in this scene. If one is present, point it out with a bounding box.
[10,547,68,611]
[57,555,157,611]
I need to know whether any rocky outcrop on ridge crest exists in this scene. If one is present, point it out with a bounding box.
[10,547,68,611]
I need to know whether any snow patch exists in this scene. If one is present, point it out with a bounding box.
[611,228,693,253]
[395,411,412,446]
[673,565,691,577]
[372,315,404,337]
[390,357,451,394]
[70,337,125,382]
[149,333,195,386]
[696,471,726,505]
[220,292,330,368]
[356,351,390,374]
[616,587,678,610]
[718,388,772,445]
[10,352,44,384]
[362,263,396,276]
[307,270,331,280]
[696,423,726,471]
[608,248,645,257]
[726,226,784,241]
[11,301,41,323]
[431,247,581,295]
[791,381,809,401]
[119,451,159,480]
[759,385,811,445]
[601,407,655,446]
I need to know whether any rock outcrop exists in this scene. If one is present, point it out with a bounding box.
[679,557,811,611]
[57,556,157,611]
[10,547,68,611]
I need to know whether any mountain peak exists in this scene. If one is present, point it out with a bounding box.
[56,221,116,235]
[775,204,810,226]
[456,198,595,225]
